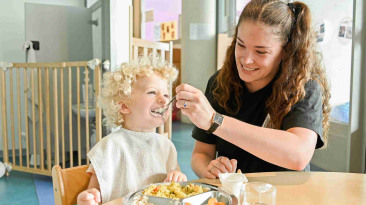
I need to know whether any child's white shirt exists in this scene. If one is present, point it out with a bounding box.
[86,127,178,203]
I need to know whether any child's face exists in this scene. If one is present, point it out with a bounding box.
[122,73,170,132]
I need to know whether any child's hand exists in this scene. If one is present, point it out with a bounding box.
[77,188,101,205]
[164,170,187,182]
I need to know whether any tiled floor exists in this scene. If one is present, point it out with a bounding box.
[171,122,198,181]
[0,121,325,204]
[0,170,40,205]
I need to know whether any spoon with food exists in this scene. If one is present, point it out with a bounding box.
[153,95,176,115]
[152,83,190,117]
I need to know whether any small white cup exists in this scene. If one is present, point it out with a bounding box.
[219,173,248,199]
[239,182,276,205]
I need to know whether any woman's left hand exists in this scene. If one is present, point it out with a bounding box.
[208,156,237,178]
[175,84,215,130]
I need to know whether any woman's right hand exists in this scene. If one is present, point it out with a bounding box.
[77,188,101,205]
[205,156,238,178]
[175,84,216,131]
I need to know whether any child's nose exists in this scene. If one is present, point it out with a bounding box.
[157,94,168,105]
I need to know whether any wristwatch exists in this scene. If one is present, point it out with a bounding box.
[206,112,224,134]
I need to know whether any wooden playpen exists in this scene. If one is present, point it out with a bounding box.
[1,38,174,176]
[0,60,102,176]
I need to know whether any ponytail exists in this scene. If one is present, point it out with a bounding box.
[277,1,331,148]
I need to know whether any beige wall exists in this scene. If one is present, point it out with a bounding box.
[181,0,217,124]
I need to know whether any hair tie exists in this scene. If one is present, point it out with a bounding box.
[287,3,296,16]
[287,3,298,42]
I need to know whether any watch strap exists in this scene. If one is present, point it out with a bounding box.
[206,112,223,134]
[206,122,220,134]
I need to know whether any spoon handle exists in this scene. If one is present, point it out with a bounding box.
[167,95,176,107]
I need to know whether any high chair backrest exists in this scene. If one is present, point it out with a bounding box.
[52,164,90,205]
[131,37,173,139]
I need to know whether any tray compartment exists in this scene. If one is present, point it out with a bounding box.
[182,191,231,205]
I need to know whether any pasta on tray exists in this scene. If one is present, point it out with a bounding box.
[142,182,209,199]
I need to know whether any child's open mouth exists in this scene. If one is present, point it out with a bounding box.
[151,108,164,116]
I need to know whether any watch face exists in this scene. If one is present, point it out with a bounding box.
[213,113,224,125]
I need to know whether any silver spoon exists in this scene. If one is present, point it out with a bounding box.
[155,82,190,115]
[155,95,176,115]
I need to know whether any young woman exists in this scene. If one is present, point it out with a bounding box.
[176,0,331,178]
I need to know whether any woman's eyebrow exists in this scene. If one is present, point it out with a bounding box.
[237,36,270,49]
[255,45,270,49]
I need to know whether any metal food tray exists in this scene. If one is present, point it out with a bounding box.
[122,182,237,205]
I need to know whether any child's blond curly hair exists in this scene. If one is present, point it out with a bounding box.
[98,55,178,129]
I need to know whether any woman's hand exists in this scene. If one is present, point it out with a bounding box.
[164,170,188,182]
[175,84,215,131]
[206,156,237,178]
[77,188,101,205]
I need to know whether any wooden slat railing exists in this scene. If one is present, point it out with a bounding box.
[0,60,102,176]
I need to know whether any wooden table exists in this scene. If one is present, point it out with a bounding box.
[104,171,366,205]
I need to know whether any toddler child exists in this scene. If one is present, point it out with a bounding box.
[77,56,186,204]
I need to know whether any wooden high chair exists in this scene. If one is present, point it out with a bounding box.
[52,165,90,205]
[131,37,174,139]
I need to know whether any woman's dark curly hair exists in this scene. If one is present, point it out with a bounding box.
[212,0,331,148]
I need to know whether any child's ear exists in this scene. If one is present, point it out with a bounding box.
[120,103,130,114]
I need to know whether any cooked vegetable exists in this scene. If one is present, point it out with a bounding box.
[143,182,209,199]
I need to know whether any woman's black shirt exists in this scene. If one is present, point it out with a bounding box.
[192,71,324,173]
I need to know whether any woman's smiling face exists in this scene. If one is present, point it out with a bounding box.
[235,20,284,92]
